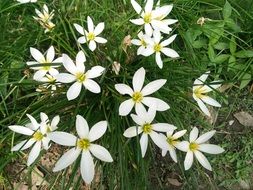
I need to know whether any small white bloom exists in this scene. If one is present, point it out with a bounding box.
[115,67,170,116]
[131,31,150,55]
[74,16,107,51]
[39,112,60,135]
[56,51,105,100]
[48,115,113,184]
[17,0,37,3]
[33,4,55,33]
[26,46,62,81]
[124,108,176,157]
[112,61,121,75]
[36,72,62,93]
[142,31,179,68]
[193,71,222,117]
[159,129,187,163]
[176,127,224,171]
[8,113,56,166]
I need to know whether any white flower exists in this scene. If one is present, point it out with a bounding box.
[193,71,222,117]
[48,115,113,184]
[39,112,60,134]
[56,51,105,100]
[131,31,150,55]
[8,114,52,166]
[33,4,55,33]
[123,108,176,157]
[36,72,62,92]
[142,31,179,68]
[159,129,187,163]
[112,61,121,75]
[26,46,62,80]
[176,127,224,171]
[130,0,177,36]
[17,0,37,3]
[74,16,107,51]
[115,67,170,116]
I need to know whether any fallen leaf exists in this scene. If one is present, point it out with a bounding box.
[234,111,253,127]
[167,178,182,186]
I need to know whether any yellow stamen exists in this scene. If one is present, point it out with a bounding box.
[132,92,143,103]
[143,13,152,23]
[76,72,86,83]
[33,132,44,141]
[87,33,95,41]
[167,137,178,146]
[142,123,152,134]
[189,142,199,151]
[154,43,162,52]
[194,86,207,98]
[141,39,147,47]
[77,138,90,150]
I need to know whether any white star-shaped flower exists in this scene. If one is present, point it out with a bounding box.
[56,51,105,100]
[48,115,113,184]
[159,129,187,163]
[193,71,222,117]
[74,16,107,51]
[123,108,176,157]
[115,67,170,116]
[26,46,62,80]
[8,113,59,166]
[36,72,62,92]
[131,31,150,55]
[142,31,179,68]
[176,127,224,171]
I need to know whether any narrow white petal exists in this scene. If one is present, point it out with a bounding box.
[173,130,187,139]
[119,99,134,116]
[78,36,87,44]
[123,126,142,138]
[53,147,81,171]
[30,47,45,63]
[130,18,144,25]
[189,127,199,142]
[169,148,177,163]
[184,151,194,170]
[144,23,153,36]
[198,144,224,154]
[67,82,82,100]
[201,96,221,107]
[11,139,35,151]
[152,123,176,132]
[150,131,168,150]
[94,22,105,35]
[145,0,153,12]
[155,52,163,68]
[62,54,78,75]
[161,48,179,58]
[40,112,48,123]
[48,132,77,146]
[194,71,210,85]
[87,16,94,32]
[137,46,146,55]
[135,103,147,116]
[195,130,216,144]
[194,150,212,171]
[56,73,76,83]
[74,23,85,35]
[141,47,154,56]
[140,134,148,157]
[153,31,161,43]
[8,125,34,136]
[95,37,107,44]
[155,5,173,18]
[142,97,170,111]
[75,51,86,73]
[130,114,145,126]
[133,67,145,92]
[26,114,40,130]
[131,0,142,14]
[175,141,189,152]
[145,107,156,123]
[89,121,107,142]
[27,141,41,166]
[46,46,55,63]
[51,115,60,129]
[141,79,166,96]
[88,40,96,51]
[196,99,211,117]
[160,35,177,47]
[76,115,89,138]
[80,150,94,184]
[115,84,133,96]
[86,66,105,79]
[162,149,167,157]
[83,79,101,93]
[90,144,113,162]
[42,137,50,150]
[33,70,47,80]
[131,39,141,46]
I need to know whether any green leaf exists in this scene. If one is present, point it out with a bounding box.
[225,18,241,32]
[184,28,202,44]
[192,39,207,48]
[240,73,251,89]
[223,1,232,20]
[228,55,236,64]
[235,50,253,58]
[213,42,229,50]
[229,36,237,54]
[214,54,230,64]
[208,45,215,62]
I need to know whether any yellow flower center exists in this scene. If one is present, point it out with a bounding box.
[142,123,152,134]
[140,39,147,47]
[77,138,90,150]
[33,132,44,141]
[167,137,178,146]
[193,86,207,98]
[132,92,143,103]
[154,43,162,52]
[189,142,199,151]
[76,72,86,83]
[87,32,95,41]
[143,13,152,23]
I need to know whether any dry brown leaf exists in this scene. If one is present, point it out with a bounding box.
[234,111,253,127]
[167,178,182,186]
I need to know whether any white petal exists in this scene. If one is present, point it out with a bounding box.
[76,51,86,73]
[76,115,89,138]
[152,123,176,132]
[78,36,87,44]
[88,41,96,51]
[123,126,142,138]
[137,46,146,55]
[67,82,82,100]
[175,141,189,152]
[86,66,105,79]
[173,130,187,139]
[115,84,133,96]
[142,97,170,111]
[198,144,224,154]
[144,23,153,36]
[155,5,173,18]
[119,99,134,116]
[201,96,221,107]
[160,35,177,47]
[135,103,147,117]
[196,99,211,117]
[130,18,144,25]
[189,127,199,142]
[94,22,105,35]
[195,130,216,144]
[90,144,113,162]
[89,121,107,142]
[131,39,141,46]
[146,107,156,123]
[153,30,161,43]
[11,139,35,151]
[145,0,153,12]
[48,132,77,146]
[26,114,40,130]
[155,52,163,68]
[140,134,148,157]
[33,70,47,80]
[141,47,154,56]
[150,131,168,149]
[42,137,50,150]
[74,23,85,35]
[46,46,55,63]
[131,0,142,14]
[161,48,179,58]
[130,114,145,126]
[169,148,177,163]
[83,79,101,93]
[8,125,34,136]
[184,151,193,170]
[30,47,45,63]
[27,141,41,166]
[80,150,94,184]
[194,71,210,85]
[56,73,76,83]
[194,150,212,171]
[40,112,48,123]
[141,79,166,96]
[51,115,60,129]
[62,54,77,75]
[87,16,94,32]
[133,67,145,92]
[95,37,107,44]
[53,147,81,171]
